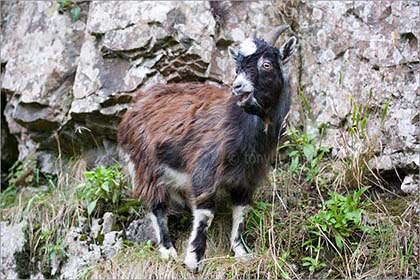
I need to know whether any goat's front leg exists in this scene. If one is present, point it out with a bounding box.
[150,203,177,260]
[184,202,215,272]
[231,204,251,259]
[230,189,252,260]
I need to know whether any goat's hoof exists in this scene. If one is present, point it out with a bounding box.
[184,252,202,273]
[233,245,253,261]
[235,252,253,261]
[159,246,178,260]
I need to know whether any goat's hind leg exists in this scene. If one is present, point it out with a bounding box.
[149,203,178,260]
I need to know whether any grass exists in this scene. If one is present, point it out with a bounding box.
[83,175,418,279]
[0,158,139,278]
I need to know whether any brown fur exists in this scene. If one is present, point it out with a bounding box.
[118,83,233,206]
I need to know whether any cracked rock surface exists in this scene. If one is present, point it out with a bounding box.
[2,1,417,174]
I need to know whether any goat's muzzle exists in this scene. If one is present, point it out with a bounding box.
[236,91,253,107]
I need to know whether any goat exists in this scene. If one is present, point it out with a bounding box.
[118,25,296,272]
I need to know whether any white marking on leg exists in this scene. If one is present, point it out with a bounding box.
[159,246,178,260]
[239,38,257,57]
[231,205,251,259]
[148,212,161,244]
[184,208,214,271]
[149,212,178,260]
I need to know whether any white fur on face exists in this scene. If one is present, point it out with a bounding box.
[239,38,257,57]
[233,72,254,95]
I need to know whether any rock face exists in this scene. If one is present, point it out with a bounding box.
[2,1,418,177]
[126,215,157,245]
[2,1,418,176]
[60,215,124,279]
[0,221,27,279]
[295,1,419,174]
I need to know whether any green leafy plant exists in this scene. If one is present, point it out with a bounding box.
[301,187,371,272]
[301,256,327,273]
[339,91,392,189]
[280,129,330,184]
[0,186,18,210]
[41,238,68,262]
[348,93,371,138]
[76,165,126,217]
[6,157,37,188]
[305,187,370,250]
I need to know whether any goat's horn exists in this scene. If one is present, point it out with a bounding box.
[264,25,289,45]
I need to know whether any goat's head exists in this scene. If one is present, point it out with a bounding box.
[229,25,296,120]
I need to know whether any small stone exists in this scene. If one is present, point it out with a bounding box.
[126,217,157,245]
[401,175,419,194]
[102,231,123,258]
[102,212,114,234]
[90,218,101,239]
[0,221,27,279]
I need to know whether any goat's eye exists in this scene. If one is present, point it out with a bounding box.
[262,62,272,70]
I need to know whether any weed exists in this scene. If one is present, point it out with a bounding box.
[301,256,327,273]
[280,129,330,185]
[246,201,272,252]
[76,165,127,217]
[302,187,371,272]
[0,186,18,209]
[335,91,391,190]
[6,156,37,188]
[42,238,68,262]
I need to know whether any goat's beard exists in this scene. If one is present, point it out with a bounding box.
[239,93,269,123]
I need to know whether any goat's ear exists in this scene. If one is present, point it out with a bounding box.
[228,47,239,61]
[279,36,297,64]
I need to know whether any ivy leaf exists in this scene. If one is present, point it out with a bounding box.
[70,6,81,21]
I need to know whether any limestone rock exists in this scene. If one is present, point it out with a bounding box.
[401,175,419,194]
[0,221,27,279]
[60,215,124,279]
[102,212,114,234]
[126,216,157,245]
[297,1,419,172]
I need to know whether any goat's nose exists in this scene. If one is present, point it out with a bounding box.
[233,82,243,93]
